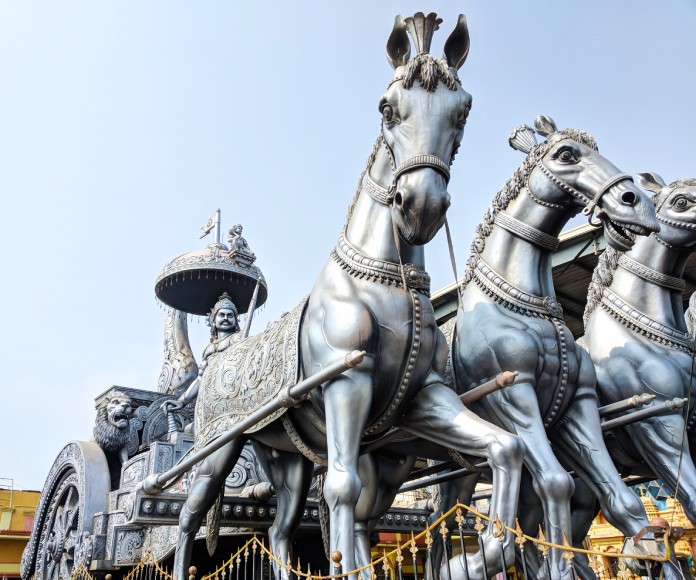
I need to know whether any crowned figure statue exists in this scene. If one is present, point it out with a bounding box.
[164,293,241,416]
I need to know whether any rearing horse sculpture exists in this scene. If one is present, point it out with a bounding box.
[447,116,661,578]
[172,14,525,580]
[585,173,696,520]
[571,173,696,578]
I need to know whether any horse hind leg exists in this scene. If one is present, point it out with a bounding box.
[173,439,246,580]
[251,442,313,580]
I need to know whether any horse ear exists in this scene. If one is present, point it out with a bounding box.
[443,14,470,70]
[386,15,411,69]
[534,115,557,138]
[636,172,667,194]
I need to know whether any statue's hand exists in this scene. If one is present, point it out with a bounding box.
[162,398,185,413]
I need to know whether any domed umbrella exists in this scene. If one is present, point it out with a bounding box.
[155,211,267,317]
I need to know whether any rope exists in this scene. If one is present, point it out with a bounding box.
[69,499,675,580]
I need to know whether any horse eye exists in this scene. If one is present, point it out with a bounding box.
[673,195,689,210]
[556,147,577,163]
[382,105,394,123]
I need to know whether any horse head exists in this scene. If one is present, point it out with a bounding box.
[511,115,659,250]
[380,13,473,245]
[637,172,696,248]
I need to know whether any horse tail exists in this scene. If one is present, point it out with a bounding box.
[206,487,224,557]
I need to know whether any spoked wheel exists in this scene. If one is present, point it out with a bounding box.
[21,441,111,580]
[41,470,84,578]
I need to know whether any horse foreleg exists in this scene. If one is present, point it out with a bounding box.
[252,442,313,580]
[480,381,576,579]
[629,415,696,524]
[353,453,379,575]
[549,381,686,578]
[323,372,372,578]
[428,472,480,580]
[400,384,525,579]
[173,439,246,580]
[552,382,648,536]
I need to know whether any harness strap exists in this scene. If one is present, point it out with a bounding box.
[582,172,633,216]
[393,154,451,184]
[534,155,634,218]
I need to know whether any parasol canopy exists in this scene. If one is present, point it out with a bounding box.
[155,242,267,316]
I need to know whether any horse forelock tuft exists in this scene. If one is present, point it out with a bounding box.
[402,54,458,92]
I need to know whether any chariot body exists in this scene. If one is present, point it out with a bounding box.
[20,220,437,580]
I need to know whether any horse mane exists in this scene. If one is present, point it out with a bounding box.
[460,129,598,292]
[345,134,384,225]
[583,245,620,326]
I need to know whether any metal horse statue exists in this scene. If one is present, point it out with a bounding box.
[171,14,525,580]
[447,116,661,578]
[573,173,696,577]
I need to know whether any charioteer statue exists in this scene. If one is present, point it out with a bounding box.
[164,293,242,417]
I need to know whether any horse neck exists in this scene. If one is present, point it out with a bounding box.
[478,191,576,296]
[344,143,424,267]
[609,234,690,330]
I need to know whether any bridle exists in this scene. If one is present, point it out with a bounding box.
[532,139,634,218]
[374,133,454,203]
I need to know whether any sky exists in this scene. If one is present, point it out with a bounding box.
[1,1,695,491]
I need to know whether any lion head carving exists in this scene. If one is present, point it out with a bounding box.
[93,392,132,454]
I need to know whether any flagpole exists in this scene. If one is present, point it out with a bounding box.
[214,208,221,244]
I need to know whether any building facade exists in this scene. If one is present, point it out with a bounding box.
[0,483,40,579]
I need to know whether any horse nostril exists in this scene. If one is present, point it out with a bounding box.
[394,191,403,207]
[621,191,637,206]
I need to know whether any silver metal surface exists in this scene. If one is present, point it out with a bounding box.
[170,13,526,580]
[20,441,111,580]
[581,175,696,531]
[451,116,662,578]
[155,219,267,316]
[142,350,366,495]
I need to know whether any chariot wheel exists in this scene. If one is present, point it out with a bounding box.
[21,441,111,580]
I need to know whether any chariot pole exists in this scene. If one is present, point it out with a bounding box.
[601,397,687,432]
[141,350,366,495]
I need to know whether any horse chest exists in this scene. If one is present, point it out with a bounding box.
[456,301,583,425]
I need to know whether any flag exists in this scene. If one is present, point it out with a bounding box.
[199,212,217,239]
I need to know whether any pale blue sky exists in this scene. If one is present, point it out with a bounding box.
[1,1,695,490]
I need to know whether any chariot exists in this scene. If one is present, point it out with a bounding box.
[19,11,696,580]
